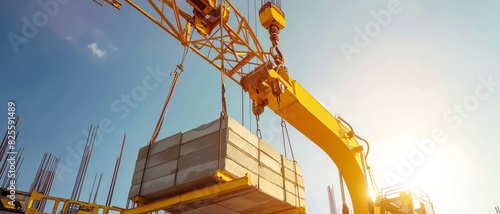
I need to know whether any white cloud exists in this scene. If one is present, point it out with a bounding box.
[94,29,102,33]
[87,43,106,58]
[64,36,73,40]
[109,44,119,51]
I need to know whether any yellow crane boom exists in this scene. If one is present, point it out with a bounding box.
[87,1,435,214]
[92,0,372,213]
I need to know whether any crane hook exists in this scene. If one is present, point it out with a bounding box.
[270,45,284,66]
[268,24,284,66]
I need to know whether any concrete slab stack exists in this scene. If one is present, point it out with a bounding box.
[129,116,305,213]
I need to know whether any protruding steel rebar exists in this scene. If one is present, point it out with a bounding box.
[78,126,99,200]
[88,174,98,203]
[327,186,339,214]
[29,153,60,211]
[71,125,93,200]
[0,117,19,182]
[339,173,350,214]
[71,125,99,201]
[106,133,126,206]
[93,173,103,204]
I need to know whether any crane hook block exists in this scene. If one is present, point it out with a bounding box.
[259,1,286,31]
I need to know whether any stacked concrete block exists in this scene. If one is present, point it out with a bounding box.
[129,116,306,211]
[282,156,306,207]
[129,132,183,200]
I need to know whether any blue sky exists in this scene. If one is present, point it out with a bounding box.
[1,0,500,213]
